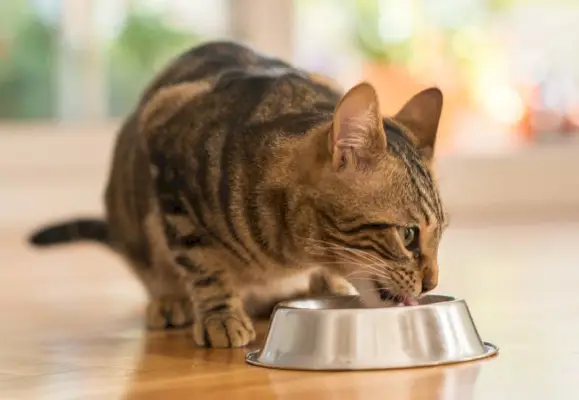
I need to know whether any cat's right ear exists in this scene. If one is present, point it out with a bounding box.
[394,87,443,161]
[331,82,386,171]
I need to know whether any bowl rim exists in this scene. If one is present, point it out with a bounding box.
[273,294,462,312]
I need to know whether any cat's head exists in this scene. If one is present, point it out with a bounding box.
[306,82,447,305]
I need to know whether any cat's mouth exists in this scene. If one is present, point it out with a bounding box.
[374,280,419,307]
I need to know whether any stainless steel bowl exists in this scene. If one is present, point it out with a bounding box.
[245,294,498,371]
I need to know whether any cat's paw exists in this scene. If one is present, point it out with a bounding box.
[327,276,359,296]
[146,297,194,330]
[310,273,359,296]
[193,307,256,348]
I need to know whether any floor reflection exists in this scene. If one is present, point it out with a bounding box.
[261,360,485,400]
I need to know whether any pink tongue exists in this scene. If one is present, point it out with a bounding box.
[403,297,419,306]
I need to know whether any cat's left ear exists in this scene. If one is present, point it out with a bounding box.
[331,82,386,171]
[394,87,443,160]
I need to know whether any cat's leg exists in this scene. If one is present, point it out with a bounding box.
[138,212,195,330]
[172,249,256,348]
[146,194,255,346]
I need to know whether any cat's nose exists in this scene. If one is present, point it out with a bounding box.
[421,261,439,293]
[421,278,437,293]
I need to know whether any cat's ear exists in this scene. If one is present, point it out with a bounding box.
[394,87,443,160]
[331,82,386,171]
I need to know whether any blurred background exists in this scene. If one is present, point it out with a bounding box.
[2,0,579,230]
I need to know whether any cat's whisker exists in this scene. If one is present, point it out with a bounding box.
[338,246,386,267]
[347,275,397,287]
[311,242,379,266]
[318,250,364,266]
[303,241,398,283]
[355,263,389,276]
[342,271,371,281]
[310,246,372,266]
[348,250,381,265]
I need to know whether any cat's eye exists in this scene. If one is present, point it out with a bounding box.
[400,226,419,250]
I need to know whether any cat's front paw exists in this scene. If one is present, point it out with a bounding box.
[310,273,359,296]
[193,307,256,348]
[146,297,194,330]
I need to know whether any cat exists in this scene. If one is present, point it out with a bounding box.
[28,41,447,348]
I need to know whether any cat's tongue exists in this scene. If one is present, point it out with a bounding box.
[398,297,419,307]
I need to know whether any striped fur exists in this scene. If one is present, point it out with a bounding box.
[28,41,447,348]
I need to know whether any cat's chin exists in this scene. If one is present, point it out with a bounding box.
[361,296,418,308]
[379,290,419,307]
[396,299,419,307]
[377,285,419,307]
[350,279,419,308]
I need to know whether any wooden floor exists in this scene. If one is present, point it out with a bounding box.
[0,221,577,400]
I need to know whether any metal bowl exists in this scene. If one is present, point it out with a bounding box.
[245,294,498,371]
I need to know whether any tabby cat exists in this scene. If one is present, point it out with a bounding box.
[28,41,447,348]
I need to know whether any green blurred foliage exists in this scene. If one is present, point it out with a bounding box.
[0,2,200,120]
[350,0,560,65]
[486,0,577,12]
[0,1,31,36]
[0,5,57,119]
[352,0,415,65]
[107,11,200,117]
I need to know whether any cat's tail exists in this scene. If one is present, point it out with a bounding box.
[28,218,110,247]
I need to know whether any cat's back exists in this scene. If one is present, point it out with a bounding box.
[140,41,291,101]
[139,41,343,146]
